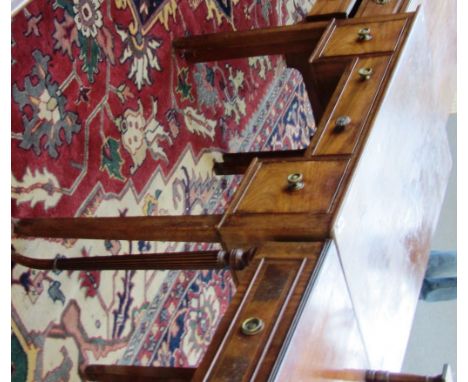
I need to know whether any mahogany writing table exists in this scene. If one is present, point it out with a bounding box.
[14,0,455,380]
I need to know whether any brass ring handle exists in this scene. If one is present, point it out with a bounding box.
[357,27,372,41]
[241,317,265,336]
[287,173,304,191]
[358,67,373,80]
[334,116,352,132]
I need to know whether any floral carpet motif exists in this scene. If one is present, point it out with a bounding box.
[11,0,315,380]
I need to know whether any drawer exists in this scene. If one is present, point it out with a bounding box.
[313,55,392,155]
[320,17,408,57]
[234,159,349,214]
[306,0,356,19]
[355,0,410,18]
[219,159,350,248]
[203,243,324,382]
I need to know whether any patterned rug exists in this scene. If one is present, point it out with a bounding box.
[11,0,315,380]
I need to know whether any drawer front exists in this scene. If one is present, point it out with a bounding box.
[207,256,315,382]
[235,159,349,214]
[355,0,410,17]
[321,18,407,57]
[313,55,391,155]
[306,0,356,18]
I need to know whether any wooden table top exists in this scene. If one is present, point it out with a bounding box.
[331,5,453,369]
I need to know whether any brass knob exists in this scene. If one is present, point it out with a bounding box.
[334,115,351,132]
[287,173,304,191]
[374,0,390,4]
[358,67,373,80]
[357,27,372,41]
[241,317,265,336]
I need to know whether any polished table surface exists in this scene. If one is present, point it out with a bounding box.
[331,8,452,368]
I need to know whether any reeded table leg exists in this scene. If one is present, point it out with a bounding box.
[12,248,256,271]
